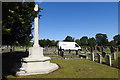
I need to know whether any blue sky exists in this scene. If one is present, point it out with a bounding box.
[35,2,118,41]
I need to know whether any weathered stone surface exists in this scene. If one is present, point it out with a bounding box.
[16,61,58,76]
[91,53,94,61]
[111,52,116,60]
[105,55,111,66]
[97,53,102,63]
[12,4,59,76]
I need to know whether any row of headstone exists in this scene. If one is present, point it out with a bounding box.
[91,53,112,66]
[9,48,28,52]
[96,46,117,53]
[102,51,116,60]
[58,47,80,57]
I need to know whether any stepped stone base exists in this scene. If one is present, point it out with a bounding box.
[11,47,59,76]
[15,60,58,76]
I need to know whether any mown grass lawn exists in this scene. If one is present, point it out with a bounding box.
[7,59,119,78]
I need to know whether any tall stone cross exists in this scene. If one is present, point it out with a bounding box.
[13,4,59,76]
[33,4,40,47]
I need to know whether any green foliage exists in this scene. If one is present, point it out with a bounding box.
[88,37,96,47]
[39,39,58,47]
[2,2,41,46]
[7,59,118,78]
[80,36,88,46]
[75,39,81,46]
[113,34,120,46]
[95,33,108,46]
[63,36,74,42]
[108,40,116,47]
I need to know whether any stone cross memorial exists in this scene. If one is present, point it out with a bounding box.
[14,4,59,76]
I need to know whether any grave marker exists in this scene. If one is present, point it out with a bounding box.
[105,55,111,66]
[91,53,94,61]
[12,4,59,76]
[76,50,78,55]
[97,53,102,63]
[112,52,116,60]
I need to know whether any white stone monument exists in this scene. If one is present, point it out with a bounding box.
[105,55,111,66]
[15,4,59,76]
[91,53,94,61]
[97,53,102,63]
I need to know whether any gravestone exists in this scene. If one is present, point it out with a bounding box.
[58,46,62,55]
[91,53,94,61]
[111,52,116,60]
[101,47,104,52]
[97,53,102,63]
[10,49,12,52]
[110,46,115,54]
[61,50,64,57]
[105,55,111,66]
[69,49,71,53]
[25,49,28,52]
[12,4,59,76]
[102,52,106,58]
[76,50,78,55]
[79,54,88,59]
[90,47,93,53]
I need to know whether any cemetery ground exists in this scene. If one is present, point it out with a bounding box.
[2,47,120,78]
[6,59,118,78]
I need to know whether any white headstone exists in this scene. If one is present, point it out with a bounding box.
[105,55,111,66]
[97,53,102,63]
[91,53,94,61]
[112,52,116,60]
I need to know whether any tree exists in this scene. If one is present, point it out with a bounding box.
[95,33,108,46]
[113,34,120,46]
[39,39,47,47]
[2,2,42,46]
[113,34,120,52]
[75,39,81,46]
[63,36,74,42]
[39,39,58,47]
[51,40,56,46]
[80,36,88,46]
[108,40,116,47]
[55,40,59,47]
[88,37,96,52]
[88,37,96,47]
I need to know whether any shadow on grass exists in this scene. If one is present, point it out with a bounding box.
[2,51,29,79]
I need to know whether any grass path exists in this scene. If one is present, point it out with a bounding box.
[7,59,119,78]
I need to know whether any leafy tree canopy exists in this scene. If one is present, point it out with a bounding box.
[80,36,88,46]
[113,34,120,46]
[75,39,81,46]
[88,37,96,47]
[39,39,58,47]
[108,40,116,47]
[95,33,108,46]
[63,36,74,42]
[2,2,42,46]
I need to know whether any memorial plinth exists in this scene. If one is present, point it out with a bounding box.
[14,4,59,76]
